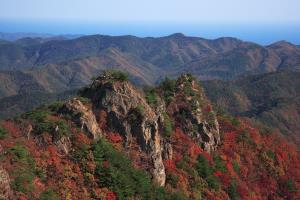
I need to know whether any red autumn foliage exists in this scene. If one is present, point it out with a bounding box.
[107,132,122,143]
[216,116,300,199]
[164,159,176,172]
[1,120,21,137]
[204,105,212,113]
[107,191,117,200]
[75,132,91,145]
[188,144,203,159]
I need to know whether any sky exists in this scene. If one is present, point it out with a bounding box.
[0,0,300,44]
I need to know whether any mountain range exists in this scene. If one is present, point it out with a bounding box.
[0,33,300,142]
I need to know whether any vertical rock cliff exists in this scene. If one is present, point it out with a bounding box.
[77,71,220,186]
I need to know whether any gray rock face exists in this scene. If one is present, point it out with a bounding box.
[169,74,220,152]
[86,77,166,186]
[79,73,221,186]
[55,136,72,154]
[0,166,12,200]
[63,98,103,140]
[185,96,220,152]
[162,142,173,160]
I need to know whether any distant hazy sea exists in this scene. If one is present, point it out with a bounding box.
[0,19,299,45]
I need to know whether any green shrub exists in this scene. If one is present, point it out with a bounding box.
[10,145,36,194]
[35,167,46,182]
[40,189,60,200]
[183,73,195,83]
[284,179,297,192]
[161,77,176,92]
[207,175,220,190]
[77,96,91,104]
[213,155,227,173]
[72,143,90,162]
[52,120,71,141]
[160,77,176,103]
[92,139,151,199]
[167,174,179,187]
[196,154,213,178]
[183,85,194,97]
[12,168,35,194]
[266,150,275,160]
[23,110,53,134]
[236,130,254,146]
[106,70,129,82]
[163,113,173,137]
[23,109,49,123]
[196,154,221,190]
[10,145,34,166]
[48,101,64,113]
[144,87,158,106]
[227,179,239,200]
[0,125,7,139]
[152,187,186,200]
[231,117,240,126]
[91,139,186,200]
[23,109,70,141]
[232,160,240,176]
[136,104,145,115]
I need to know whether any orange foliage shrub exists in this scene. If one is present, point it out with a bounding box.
[107,133,122,143]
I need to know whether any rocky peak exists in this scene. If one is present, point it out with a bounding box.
[80,72,166,186]
[164,74,220,152]
[77,71,220,185]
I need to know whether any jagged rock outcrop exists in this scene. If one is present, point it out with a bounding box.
[62,98,103,140]
[167,74,220,152]
[81,72,166,186]
[79,72,221,186]
[0,166,12,200]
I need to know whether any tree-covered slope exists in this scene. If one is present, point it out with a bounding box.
[0,71,299,200]
[202,71,300,142]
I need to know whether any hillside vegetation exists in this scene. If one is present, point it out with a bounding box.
[0,71,299,200]
[202,70,300,143]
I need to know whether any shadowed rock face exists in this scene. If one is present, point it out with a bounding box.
[167,74,220,152]
[76,72,220,186]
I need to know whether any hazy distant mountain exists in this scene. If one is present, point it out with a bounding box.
[202,70,300,141]
[0,34,299,89]
[0,32,53,41]
[0,32,82,41]
[0,33,300,120]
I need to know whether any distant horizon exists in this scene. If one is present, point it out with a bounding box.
[1,20,300,45]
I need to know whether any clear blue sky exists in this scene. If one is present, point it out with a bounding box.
[0,0,300,44]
